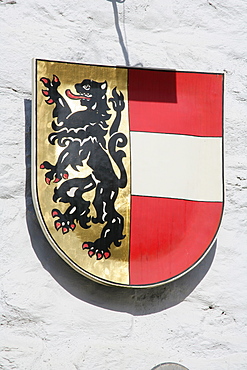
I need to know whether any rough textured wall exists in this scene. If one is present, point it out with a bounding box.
[0,0,247,369]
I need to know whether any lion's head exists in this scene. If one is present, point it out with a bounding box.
[65,79,111,120]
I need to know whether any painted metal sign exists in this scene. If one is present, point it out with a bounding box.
[32,59,224,287]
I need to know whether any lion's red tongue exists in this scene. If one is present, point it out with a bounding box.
[65,89,90,100]
[65,89,82,99]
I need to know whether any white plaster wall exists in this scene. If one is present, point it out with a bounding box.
[0,0,247,369]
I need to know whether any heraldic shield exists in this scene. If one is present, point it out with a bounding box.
[32,59,224,287]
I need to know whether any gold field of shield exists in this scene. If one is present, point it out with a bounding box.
[36,60,131,285]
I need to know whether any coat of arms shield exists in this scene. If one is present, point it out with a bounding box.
[32,59,224,287]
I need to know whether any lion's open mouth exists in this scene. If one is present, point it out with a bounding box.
[65,89,92,100]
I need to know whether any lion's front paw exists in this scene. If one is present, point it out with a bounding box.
[40,75,61,104]
[82,241,111,260]
[40,161,68,184]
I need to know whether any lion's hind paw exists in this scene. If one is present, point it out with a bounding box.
[82,242,111,260]
[52,209,76,234]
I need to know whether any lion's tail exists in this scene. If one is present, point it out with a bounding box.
[108,132,127,188]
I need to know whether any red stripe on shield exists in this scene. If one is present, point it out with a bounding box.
[129,196,223,286]
[128,69,223,137]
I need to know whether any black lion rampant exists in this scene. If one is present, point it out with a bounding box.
[40,74,127,260]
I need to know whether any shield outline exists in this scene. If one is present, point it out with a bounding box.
[32,58,224,288]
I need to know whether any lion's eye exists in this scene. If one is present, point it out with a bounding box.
[83,84,91,90]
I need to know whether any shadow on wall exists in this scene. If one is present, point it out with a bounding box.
[106,0,143,68]
[25,99,216,315]
[107,0,130,66]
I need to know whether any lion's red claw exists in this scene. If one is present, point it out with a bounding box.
[55,222,61,230]
[42,89,49,96]
[88,250,95,257]
[96,252,103,260]
[53,75,59,83]
[62,227,69,234]
[104,251,111,259]
[40,77,49,85]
